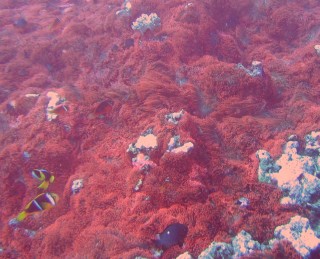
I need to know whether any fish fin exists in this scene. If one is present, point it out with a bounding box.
[38,181,49,190]
[16,211,27,221]
[49,175,55,183]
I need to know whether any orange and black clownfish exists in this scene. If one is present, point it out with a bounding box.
[16,192,59,221]
[32,169,55,190]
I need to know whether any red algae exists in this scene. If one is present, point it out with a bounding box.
[0,0,320,258]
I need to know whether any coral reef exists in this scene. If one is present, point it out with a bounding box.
[273,215,320,258]
[0,0,320,258]
[198,215,320,258]
[256,132,320,206]
[131,13,161,34]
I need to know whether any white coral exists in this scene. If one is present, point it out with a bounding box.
[131,13,161,33]
[274,216,320,257]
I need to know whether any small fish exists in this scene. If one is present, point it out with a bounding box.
[16,192,59,221]
[155,223,188,250]
[32,169,55,190]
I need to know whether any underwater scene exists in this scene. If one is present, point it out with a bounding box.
[0,0,320,258]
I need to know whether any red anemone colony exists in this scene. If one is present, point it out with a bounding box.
[0,0,319,258]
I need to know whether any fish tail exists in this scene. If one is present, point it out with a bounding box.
[38,181,49,190]
[49,175,55,183]
[16,211,27,221]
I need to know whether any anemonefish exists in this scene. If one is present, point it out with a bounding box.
[16,192,59,221]
[32,169,55,190]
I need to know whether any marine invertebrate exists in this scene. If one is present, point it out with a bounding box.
[256,149,281,183]
[232,230,262,258]
[273,215,320,258]
[198,230,267,258]
[46,91,67,121]
[116,0,132,16]
[132,153,156,171]
[131,13,161,34]
[133,178,143,192]
[198,242,234,258]
[135,133,158,150]
[235,197,250,208]
[165,110,184,125]
[256,133,320,206]
[127,131,158,155]
[268,4,302,41]
[2,0,320,258]
[5,94,38,116]
[167,138,194,154]
[305,131,320,157]
[237,60,264,77]
[176,251,193,259]
[71,179,84,194]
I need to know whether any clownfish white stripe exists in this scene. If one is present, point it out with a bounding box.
[32,171,40,179]
[46,193,56,206]
[33,200,43,211]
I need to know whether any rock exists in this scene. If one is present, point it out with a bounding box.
[273,215,320,258]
